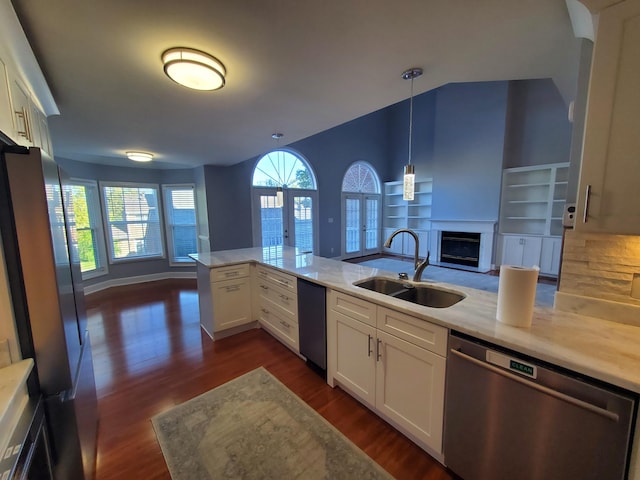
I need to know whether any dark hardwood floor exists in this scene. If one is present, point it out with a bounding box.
[85,280,456,480]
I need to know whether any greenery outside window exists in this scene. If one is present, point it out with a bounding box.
[162,184,197,264]
[62,179,108,278]
[101,182,164,262]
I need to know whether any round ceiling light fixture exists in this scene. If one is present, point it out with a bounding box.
[126,151,154,162]
[162,47,226,91]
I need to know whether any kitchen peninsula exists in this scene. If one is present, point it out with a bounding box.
[192,246,640,479]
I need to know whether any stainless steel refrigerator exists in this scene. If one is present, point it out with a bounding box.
[0,145,98,479]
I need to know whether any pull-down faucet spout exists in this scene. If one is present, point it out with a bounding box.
[383,228,430,282]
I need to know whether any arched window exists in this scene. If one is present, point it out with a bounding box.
[341,162,381,258]
[251,149,318,253]
[341,161,380,193]
[252,150,316,189]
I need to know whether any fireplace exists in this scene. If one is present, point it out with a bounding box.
[440,231,481,268]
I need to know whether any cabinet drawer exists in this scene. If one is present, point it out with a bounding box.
[256,278,298,318]
[258,302,299,351]
[328,290,376,327]
[377,306,447,356]
[210,263,250,282]
[255,265,297,292]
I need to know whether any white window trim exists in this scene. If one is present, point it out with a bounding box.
[100,181,166,264]
[162,183,198,266]
[65,178,109,280]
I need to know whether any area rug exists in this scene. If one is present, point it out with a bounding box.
[151,367,394,479]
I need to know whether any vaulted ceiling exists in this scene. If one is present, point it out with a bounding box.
[13,0,580,169]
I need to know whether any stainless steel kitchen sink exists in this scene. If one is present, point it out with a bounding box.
[353,276,465,308]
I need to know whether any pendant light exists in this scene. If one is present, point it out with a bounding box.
[272,133,284,208]
[402,67,423,201]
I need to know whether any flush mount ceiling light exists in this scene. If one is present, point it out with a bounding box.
[401,67,423,201]
[126,151,154,162]
[162,47,226,91]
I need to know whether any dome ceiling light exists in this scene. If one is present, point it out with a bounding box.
[126,151,154,162]
[162,47,226,91]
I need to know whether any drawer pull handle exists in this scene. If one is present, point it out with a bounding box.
[261,308,269,314]
[279,294,289,301]
[367,334,373,357]
[225,285,240,292]
[276,279,289,287]
[261,285,269,291]
[376,338,382,361]
[279,320,290,329]
[224,271,239,277]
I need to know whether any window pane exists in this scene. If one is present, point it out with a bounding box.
[104,185,163,261]
[293,196,313,252]
[365,198,379,249]
[260,195,283,247]
[63,181,107,277]
[345,197,360,253]
[163,186,197,263]
[252,150,316,189]
[341,162,380,193]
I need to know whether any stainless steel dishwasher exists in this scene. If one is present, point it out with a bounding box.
[444,332,637,480]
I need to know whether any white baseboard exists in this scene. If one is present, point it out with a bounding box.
[84,271,197,296]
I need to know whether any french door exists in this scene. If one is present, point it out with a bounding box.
[342,193,381,258]
[252,188,318,254]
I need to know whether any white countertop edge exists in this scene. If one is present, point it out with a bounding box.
[0,358,34,458]
[192,248,640,394]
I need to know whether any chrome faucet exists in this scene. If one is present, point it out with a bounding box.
[383,228,430,282]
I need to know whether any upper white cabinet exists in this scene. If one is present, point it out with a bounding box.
[0,0,57,153]
[575,0,640,234]
[499,163,569,237]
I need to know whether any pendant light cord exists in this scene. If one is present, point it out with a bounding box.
[408,76,414,166]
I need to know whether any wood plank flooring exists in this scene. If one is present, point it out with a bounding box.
[85,280,457,480]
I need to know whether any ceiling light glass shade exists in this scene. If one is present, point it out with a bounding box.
[126,151,154,162]
[403,164,415,201]
[162,48,226,91]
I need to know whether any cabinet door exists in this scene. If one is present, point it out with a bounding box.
[0,56,14,139]
[501,236,542,268]
[540,237,562,276]
[575,0,640,234]
[375,330,446,454]
[7,72,33,147]
[333,310,376,408]
[212,277,252,332]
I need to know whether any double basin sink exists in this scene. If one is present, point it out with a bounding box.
[354,276,465,308]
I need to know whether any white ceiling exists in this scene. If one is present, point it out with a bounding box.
[12,0,580,169]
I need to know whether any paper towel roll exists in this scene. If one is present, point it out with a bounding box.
[496,265,539,327]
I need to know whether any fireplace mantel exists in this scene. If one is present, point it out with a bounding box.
[429,220,497,272]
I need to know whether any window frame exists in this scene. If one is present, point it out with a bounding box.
[100,181,166,264]
[63,178,109,280]
[162,183,198,266]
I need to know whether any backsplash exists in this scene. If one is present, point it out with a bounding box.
[556,230,640,326]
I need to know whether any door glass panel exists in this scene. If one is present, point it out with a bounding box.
[345,197,360,253]
[260,194,283,247]
[365,198,379,250]
[293,195,313,252]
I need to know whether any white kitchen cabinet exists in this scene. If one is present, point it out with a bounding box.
[574,0,640,234]
[327,290,447,456]
[540,236,562,276]
[0,55,14,139]
[197,263,253,339]
[253,264,299,353]
[500,235,542,268]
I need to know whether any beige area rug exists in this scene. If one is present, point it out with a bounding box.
[152,367,394,479]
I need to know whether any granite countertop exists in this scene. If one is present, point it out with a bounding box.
[192,247,640,394]
[0,359,33,458]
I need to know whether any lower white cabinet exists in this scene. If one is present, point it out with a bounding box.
[328,290,447,456]
[253,264,299,353]
[500,234,562,276]
[197,263,253,338]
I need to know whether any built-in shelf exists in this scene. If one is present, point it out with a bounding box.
[499,163,569,237]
